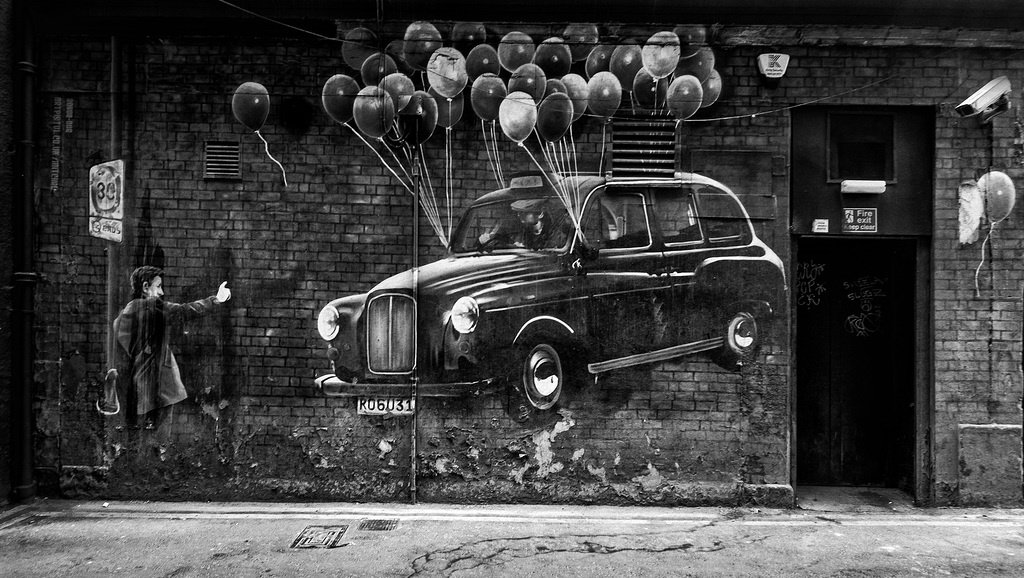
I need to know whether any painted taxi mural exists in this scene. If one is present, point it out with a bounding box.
[315,172,786,417]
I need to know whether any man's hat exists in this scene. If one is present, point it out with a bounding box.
[511,198,547,213]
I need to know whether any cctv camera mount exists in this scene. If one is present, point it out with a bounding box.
[956,76,1012,122]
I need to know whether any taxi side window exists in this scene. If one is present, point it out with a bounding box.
[695,187,750,244]
[581,190,651,250]
[654,189,703,246]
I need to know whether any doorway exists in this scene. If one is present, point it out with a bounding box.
[796,237,916,490]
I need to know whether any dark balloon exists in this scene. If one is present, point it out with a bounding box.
[585,44,615,78]
[399,90,438,145]
[563,23,600,62]
[666,74,703,120]
[561,73,590,122]
[509,63,547,103]
[609,43,643,90]
[632,68,667,110]
[353,85,396,139]
[343,27,378,71]
[498,31,535,72]
[675,46,715,83]
[470,73,507,121]
[534,37,572,78]
[232,82,270,131]
[430,87,465,128]
[586,71,622,119]
[360,53,397,87]
[537,92,574,142]
[451,21,487,54]
[321,74,359,124]
[466,44,500,80]
[700,69,723,108]
[403,21,443,71]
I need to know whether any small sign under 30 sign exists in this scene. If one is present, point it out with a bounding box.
[843,208,878,233]
[358,397,416,416]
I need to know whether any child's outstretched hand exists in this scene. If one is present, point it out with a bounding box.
[215,281,232,303]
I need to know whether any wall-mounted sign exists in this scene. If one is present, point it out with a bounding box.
[757,53,790,79]
[843,208,877,233]
[812,219,830,233]
[88,160,124,243]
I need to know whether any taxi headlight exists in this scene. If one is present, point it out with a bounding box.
[450,296,479,334]
[317,304,340,341]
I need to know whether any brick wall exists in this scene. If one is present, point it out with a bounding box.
[30,23,1024,505]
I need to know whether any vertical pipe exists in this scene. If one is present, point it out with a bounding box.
[410,149,420,504]
[11,0,37,502]
[107,37,122,372]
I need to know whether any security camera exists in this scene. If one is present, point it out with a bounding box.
[956,76,1012,121]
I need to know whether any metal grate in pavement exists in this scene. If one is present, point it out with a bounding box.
[358,518,398,531]
[290,525,349,548]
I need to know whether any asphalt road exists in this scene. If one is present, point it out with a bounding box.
[1,498,1023,577]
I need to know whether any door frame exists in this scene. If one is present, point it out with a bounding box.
[791,234,933,503]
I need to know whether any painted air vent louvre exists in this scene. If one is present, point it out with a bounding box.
[610,112,677,178]
[203,140,242,180]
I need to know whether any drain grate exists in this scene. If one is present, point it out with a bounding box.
[290,525,349,548]
[358,518,398,531]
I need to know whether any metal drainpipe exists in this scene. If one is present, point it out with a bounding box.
[11,0,38,502]
[410,150,420,505]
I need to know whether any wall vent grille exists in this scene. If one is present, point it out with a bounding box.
[204,140,242,180]
[610,112,677,178]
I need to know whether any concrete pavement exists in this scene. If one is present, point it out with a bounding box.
[1,490,1022,577]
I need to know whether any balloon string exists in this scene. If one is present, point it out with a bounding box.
[491,121,505,188]
[446,126,454,243]
[974,219,1002,297]
[519,142,582,233]
[254,130,288,187]
[598,121,608,176]
[415,143,447,245]
[342,123,412,193]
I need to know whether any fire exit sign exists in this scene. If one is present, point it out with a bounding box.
[843,208,877,233]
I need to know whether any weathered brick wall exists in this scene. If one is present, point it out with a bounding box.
[0,0,13,504]
[31,23,1024,506]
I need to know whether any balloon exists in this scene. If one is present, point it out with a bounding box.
[451,21,487,54]
[700,69,723,108]
[563,23,599,62]
[585,44,615,78]
[470,73,506,121]
[673,25,708,58]
[360,53,397,87]
[385,39,416,75]
[404,21,443,71]
[321,74,360,124]
[978,170,1017,222]
[426,47,469,99]
[353,85,396,139]
[499,91,538,143]
[633,68,667,110]
[379,72,415,113]
[641,31,681,79]
[610,43,643,90]
[561,73,590,122]
[498,31,535,72]
[675,46,715,83]
[666,74,703,120]
[466,44,500,80]
[586,71,622,119]
[342,27,378,71]
[399,90,438,145]
[509,63,547,103]
[534,37,572,78]
[544,78,568,99]
[232,82,270,131]
[429,87,464,128]
[537,92,574,142]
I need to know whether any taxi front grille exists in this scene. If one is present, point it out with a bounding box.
[366,293,416,373]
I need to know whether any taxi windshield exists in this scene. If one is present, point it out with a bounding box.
[450,198,574,254]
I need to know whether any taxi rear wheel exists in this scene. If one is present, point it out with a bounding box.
[713,311,762,371]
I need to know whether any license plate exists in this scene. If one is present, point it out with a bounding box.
[357,397,416,416]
